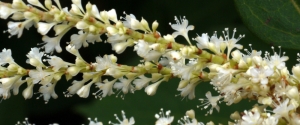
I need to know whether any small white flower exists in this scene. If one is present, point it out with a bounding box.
[198,91,221,115]
[171,59,198,80]
[211,67,237,86]
[28,68,53,84]
[0,48,15,65]
[26,47,45,68]
[163,51,182,63]
[178,109,204,125]
[155,109,174,125]
[70,31,89,49]
[134,40,151,57]
[246,66,273,85]
[109,110,135,125]
[11,77,26,95]
[65,80,85,97]
[113,77,135,94]
[70,31,99,49]
[94,79,117,99]
[130,18,145,31]
[267,47,289,69]
[132,75,152,90]
[262,113,278,125]
[122,14,137,29]
[38,82,58,103]
[0,75,22,99]
[95,54,117,72]
[222,28,243,58]
[273,99,296,119]
[290,113,300,125]
[47,56,72,72]
[7,20,33,38]
[177,81,200,100]
[88,118,103,125]
[99,9,118,24]
[241,110,262,125]
[86,32,102,43]
[65,73,94,97]
[170,16,194,45]
[195,33,209,49]
[111,40,134,54]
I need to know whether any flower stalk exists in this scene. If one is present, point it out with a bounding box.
[0,0,299,124]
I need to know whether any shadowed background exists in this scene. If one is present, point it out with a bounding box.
[0,0,297,124]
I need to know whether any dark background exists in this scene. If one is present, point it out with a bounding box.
[0,0,297,124]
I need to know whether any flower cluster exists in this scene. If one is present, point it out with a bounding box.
[16,109,211,125]
[0,0,300,124]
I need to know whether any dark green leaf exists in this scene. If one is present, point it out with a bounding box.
[235,0,300,49]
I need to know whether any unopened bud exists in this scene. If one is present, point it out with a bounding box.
[45,0,52,10]
[152,20,158,32]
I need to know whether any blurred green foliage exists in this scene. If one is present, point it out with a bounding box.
[0,0,298,124]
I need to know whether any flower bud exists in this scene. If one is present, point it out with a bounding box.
[231,50,242,62]
[185,109,195,119]
[77,82,93,98]
[230,111,241,120]
[107,9,117,23]
[11,12,24,20]
[178,80,188,89]
[45,0,52,10]
[145,81,161,96]
[72,0,83,12]
[152,20,158,32]
[106,26,118,35]
[151,73,162,82]
[67,66,82,76]
[22,83,34,100]
[141,18,150,31]
[37,22,56,35]
[293,65,300,80]
[252,56,262,66]
[70,4,83,16]
[85,2,92,12]
[112,42,129,54]
[287,86,299,100]
[109,54,117,63]
[12,0,28,9]
[67,80,85,95]
[76,21,89,29]
[90,5,101,20]
[7,63,19,72]
[105,68,124,79]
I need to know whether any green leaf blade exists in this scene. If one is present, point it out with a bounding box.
[235,0,300,49]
